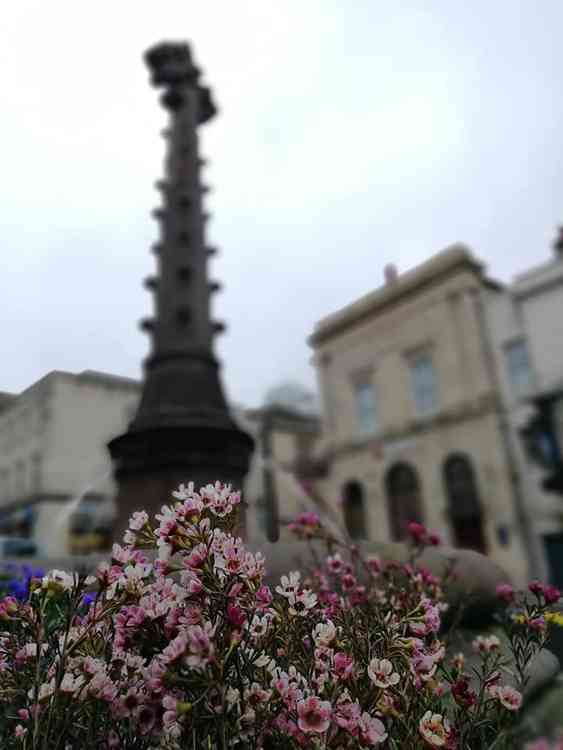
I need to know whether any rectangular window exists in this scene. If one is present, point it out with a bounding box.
[410,354,438,416]
[354,381,379,435]
[31,453,42,493]
[16,460,25,498]
[505,339,533,397]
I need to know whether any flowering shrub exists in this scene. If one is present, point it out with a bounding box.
[0,483,560,749]
[0,564,45,601]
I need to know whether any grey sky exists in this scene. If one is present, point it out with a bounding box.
[1,1,562,408]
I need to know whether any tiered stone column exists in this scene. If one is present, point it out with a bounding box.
[108,42,253,541]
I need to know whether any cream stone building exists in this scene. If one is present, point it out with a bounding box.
[309,245,533,583]
[0,370,141,557]
[239,403,323,544]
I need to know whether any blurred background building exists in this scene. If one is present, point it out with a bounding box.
[0,370,139,557]
[307,240,563,585]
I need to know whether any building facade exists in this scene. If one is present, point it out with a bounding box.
[0,370,140,557]
[487,236,563,584]
[309,245,532,582]
[239,404,323,544]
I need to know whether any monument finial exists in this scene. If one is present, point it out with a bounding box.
[144,42,216,120]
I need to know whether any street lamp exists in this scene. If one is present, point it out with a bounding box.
[521,388,563,495]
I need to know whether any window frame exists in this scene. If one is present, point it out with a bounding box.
[504,337,534,398]
[408,351,439,417]
[352,378,379,436]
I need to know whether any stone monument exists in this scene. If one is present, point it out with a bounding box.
[108,42,254,540]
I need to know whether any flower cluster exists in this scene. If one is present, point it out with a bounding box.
[0,564,45,601]
[0,484,560,749]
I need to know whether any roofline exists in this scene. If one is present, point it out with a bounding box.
[4,369,141,407]
[309,243,502,347]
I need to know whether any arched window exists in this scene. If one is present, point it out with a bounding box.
[385,463,424,541]
[443,454,486,553]
[342,481,367,540]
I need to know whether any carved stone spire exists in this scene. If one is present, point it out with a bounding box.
[108,42,254,539]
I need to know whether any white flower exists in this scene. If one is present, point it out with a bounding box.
[172,483,195,500]
[249,613,272,639]
[367,658,400,689]
[276,571,301,600]
[313,620,337,647]
[289,589,317,617]
[28,679,56,703]
[42,570,75,592]
[419,711,450,747]
[157,540,173,562]
[128,510,149,531]
[122,563,152,581]
[226,686,240,707]
[472,635,501,653]
[60,672,85,695]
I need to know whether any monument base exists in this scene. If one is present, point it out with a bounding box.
[108,424,254,543]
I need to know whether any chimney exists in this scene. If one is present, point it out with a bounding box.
[384,263,399,284]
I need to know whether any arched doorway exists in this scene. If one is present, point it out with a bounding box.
[342,481,367,540]
[443,454,486,553]
[385,463,424,541]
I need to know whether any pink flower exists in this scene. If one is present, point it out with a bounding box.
[451,676,477,708]
[529,616,547,632]
[408,522,428,544]
[296,696,331,734]
[544,585,561,604]
[185,625,215,668]
[289,512,321,539]
[334,652,354,680]
[161,633,188,664]
[256,585,273,607]
[0,596,18,620]
[366,555,381,574]
[334,696,361,731]
[359,712,388,745]
[327,553,345,574]
[529,581,544,596]
[15,725,27,739]
[226,603,246,628]
[497,685,522,711]
[184,544,208,570]
[136,705,156,735]
[496,583,515,603]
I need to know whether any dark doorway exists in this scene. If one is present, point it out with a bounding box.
[342,480,367,540]
[543,533,563,588]
[385,463,424,541]
[443,454,487,553]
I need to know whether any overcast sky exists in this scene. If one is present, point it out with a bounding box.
[1,1,562,408]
